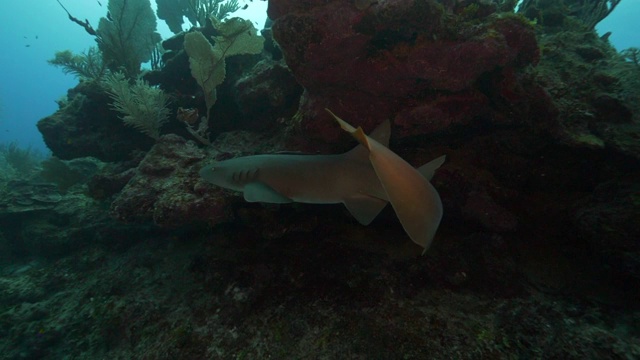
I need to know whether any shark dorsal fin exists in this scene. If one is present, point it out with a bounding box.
[369,120,391,147]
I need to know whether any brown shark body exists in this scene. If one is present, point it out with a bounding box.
[199,112,444,251]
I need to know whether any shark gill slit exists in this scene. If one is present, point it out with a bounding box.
[233,168,259,185]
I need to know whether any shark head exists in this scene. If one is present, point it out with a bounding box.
[199,158,260,191]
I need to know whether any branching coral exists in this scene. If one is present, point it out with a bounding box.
[518,0,621,29]
[0,142,43,176]
[621,47,640,67]
[187,0,240,28]
[48,47,107,80]
[156,0,240,33]
[103,72,170,140]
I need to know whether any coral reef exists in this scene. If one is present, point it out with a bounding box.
[156,0,241,33]
[574,176,640,281]
[47,47,107,81]
[103,72,171,140]
[96,0,162,78]
[3,0,639,358]
[233,58,303,130]
[37,81,156,161]
[518,0,621,29]
[0,216,638,358]
[269,0,545,144]
[184,17,264,122]
[109,134,231,227]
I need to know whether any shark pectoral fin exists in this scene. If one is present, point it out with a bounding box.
[417,155,446,180]
[373,147,443,251]
[243,182,293,204]
[328,109,444,252]
[343,195,388,225]
[368,139,443,250]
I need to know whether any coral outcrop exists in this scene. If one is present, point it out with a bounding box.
[6,0,639,358]
[96,0,162,78]
[37,81,156,161]
[269,0,548,143]
[110,134,230,227]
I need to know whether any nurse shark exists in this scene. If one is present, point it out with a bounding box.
[200,109,444,252]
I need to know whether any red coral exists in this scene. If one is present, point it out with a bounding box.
[270,0,543,142]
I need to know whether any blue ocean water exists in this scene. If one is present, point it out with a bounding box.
[0,0,267,153]
[0,0,636,153]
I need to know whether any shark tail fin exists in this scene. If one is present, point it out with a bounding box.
[417,155,446,180]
